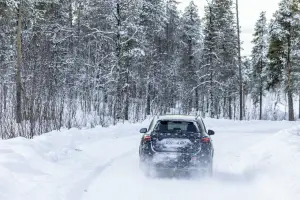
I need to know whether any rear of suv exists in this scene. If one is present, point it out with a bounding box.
[139,115,215,178]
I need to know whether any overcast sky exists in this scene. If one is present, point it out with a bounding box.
[177,0,281,57]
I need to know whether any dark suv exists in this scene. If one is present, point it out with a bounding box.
[139,115,215,178]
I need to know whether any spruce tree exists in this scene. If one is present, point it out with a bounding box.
[266,0,300,121]
[139,0,166,115]
[203,0,218,117]
[250,11,268,120]
[202,0,238,119]
[163,0,181,112]
[179,1,202,113]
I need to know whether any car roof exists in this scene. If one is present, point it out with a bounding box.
[154,114,202,121]
[147,115,203,132]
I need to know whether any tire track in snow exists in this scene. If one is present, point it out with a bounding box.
[66,148,137,200]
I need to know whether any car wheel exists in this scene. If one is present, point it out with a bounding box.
[139,158,146,171]
[205,159,213,177]
[140,159,156,178]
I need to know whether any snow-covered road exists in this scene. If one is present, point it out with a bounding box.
[1,118,300,200]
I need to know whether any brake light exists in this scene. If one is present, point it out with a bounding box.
[201,137,210,143]
[143,135,151,141]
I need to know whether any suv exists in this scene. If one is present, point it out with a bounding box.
[139,115,215,178]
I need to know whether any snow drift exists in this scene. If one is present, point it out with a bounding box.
[230,125,300,200]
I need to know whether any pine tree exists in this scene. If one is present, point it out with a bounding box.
[113,0,142,122]
[203,0,238,119]
[179,1,202,114]
[162,0,181,113]
[202,0,218,117]
[139,0,167,115]
[250,11,268,120]
[218,0,239,119]
[266,0,300,121]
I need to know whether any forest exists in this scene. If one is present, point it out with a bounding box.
[0,0,299,139]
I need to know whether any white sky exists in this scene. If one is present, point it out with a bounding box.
[177,0,281,57]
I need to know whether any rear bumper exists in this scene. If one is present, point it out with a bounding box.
[154,160,210,169]
[140,142,213,171]
[141,152,212,170]
[153,164,208,171]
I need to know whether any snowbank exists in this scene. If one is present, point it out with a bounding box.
[230,125,300,200]
[0,120,149,200]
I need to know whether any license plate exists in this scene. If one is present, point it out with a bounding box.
[165,140,186,145]
[160,139,191,147]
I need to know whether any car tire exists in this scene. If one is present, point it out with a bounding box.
[205,158,213,177]
[139,159,146,171]
[193,158,213,178]
[139,159,155,178]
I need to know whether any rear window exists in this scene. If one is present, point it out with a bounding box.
[154,120,198,133]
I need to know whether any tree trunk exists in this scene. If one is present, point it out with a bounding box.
[243,86,246,118]
[124,68,129,121]
[195,88,199,113]
[236,0,243,121]
[287,22,294,121]
[16,4,23,123]
[229,96,232,119]
[259,55,263,120]
[146,83,151,115]
[200,94,205,117]
[287,90,294,121]
[223,96,226,118]
[124,93,129,120]
[298,93,300,119]
[3,85,7,110]
[68,0,73,53]
[259,89,262,120]
[210,71,214,118]
[115,0,122,123]
[233,96,236,120]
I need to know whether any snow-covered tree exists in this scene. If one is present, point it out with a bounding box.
[160,0,181,113]
[250,11,268,120]
[179,1,202,113]
[139,0,167,115]
[3,0,298,138]
[266,0,300,121]
[202,0,238,119]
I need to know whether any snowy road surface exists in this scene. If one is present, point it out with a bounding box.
[1,118,300,200]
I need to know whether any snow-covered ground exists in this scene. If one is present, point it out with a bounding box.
[0,118,300,200]
[244,92,300,121]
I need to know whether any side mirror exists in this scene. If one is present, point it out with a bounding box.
[140,128,148,133]
[208,130,215,136]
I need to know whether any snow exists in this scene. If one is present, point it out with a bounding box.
[244,92,300,120]
[0,118,300,200]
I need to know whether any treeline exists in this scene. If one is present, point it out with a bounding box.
[0,0,299,139]
[249,0,300,121]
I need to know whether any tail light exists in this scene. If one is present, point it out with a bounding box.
[201,137,210,143]
[143,135,151,141]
